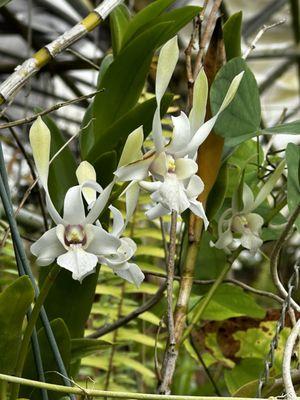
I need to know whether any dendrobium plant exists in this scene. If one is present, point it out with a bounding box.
[115,36,244,225]
[76,161,144,287]
[212,160,285,254]
[30,117,144,286]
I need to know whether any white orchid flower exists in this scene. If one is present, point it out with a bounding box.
[212,160,285,254]
[76,161,144,287]
[114,36,244,222]
[30,117,116,283]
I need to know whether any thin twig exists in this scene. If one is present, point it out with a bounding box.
[243,19,286,60]
[0,90,103,130]
[66,48,100,70]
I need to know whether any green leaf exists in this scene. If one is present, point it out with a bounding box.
[122,0,176,45]
[199,284,266,320]
[87,93,173,162]
[206,163,229,220]
[226,120,300,147]
[233,321,290,372]
[210,57,261,142]
[224,358,264,395]
[42,115,77,212]
[223,11,242,60]
[71,338,111,362]
[0,276,34,374]
[286,143,300,231]
[21,319,71,400]
[92,22,173,139]
[110,4,131,55]
[39,266,100,338]
[93,150,117,188]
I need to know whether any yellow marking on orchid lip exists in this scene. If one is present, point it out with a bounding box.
[34,48,52,68]
[167,158,176,172]
[81,12,102,32]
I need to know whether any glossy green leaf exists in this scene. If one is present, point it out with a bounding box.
[286,143,300,231]
[210,57,261,142]
[223,11,242,60]
[0,276,34,374]
[92,22,173,139]
[0,0,10,7]
[110,4,131,55]
[224,358,264,395]
[199,284,266,320]
[122,0,176,45]
[42,115,77,212]
[206,162,229,220]
[93,150,117,187]
[21,319,71,400]
[39,266,100,338]
[87,93,173,162]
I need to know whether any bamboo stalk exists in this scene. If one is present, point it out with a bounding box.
[0,0,122,104]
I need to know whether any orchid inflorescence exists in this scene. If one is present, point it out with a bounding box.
[29,35,246,285]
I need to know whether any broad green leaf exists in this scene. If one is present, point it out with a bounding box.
[286,143,300,231]
[224,358,264,395]
[233,321,290,372]
[206,162,229,220]
[117,329,162,348]
[39,266,100,338]
[197,284,266,320]
[210,57,261,142]
[110,4,131,55]
[42,115,77,212]
[205,333,235,368]
[79,103,94,160]
[71,338,111,362]
[87,94,173,162]
[93,150,117,187]
[223,11,242,60]
[122,0,176,45]
[0,276,34,374]
[21,319,70,400]
[92,22,173,138]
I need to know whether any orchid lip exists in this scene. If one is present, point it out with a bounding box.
[64,224,87,246]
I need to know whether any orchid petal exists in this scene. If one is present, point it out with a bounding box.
[242,184,255,213]
[246,213,264,233]
[153,36,179,151]
[125,182,140,225]
[189,199,209,229]
[166,112,191,154]
[76,161,97,205]
[113,262,145,287]
[85,224,121,255]
[31,227,65,266]
[189,69,208,134]
[240,232,263,253]
[139,180,161,192]
[84,181,114,224]
[57,248,98,283]
[63,185,86,224]
[175,158,198,180]
[214,228,233,250]
[109,205,124,237]
[150,152,167,178]
[29,116,51,189]
[114,152,155,182]
[186,175,204,198]
[145,203,170,219]
[118,126,144,168]
[182,71,244,158]
[45,194,64,225]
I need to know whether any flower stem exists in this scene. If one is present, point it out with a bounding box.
[10,265,60,400]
